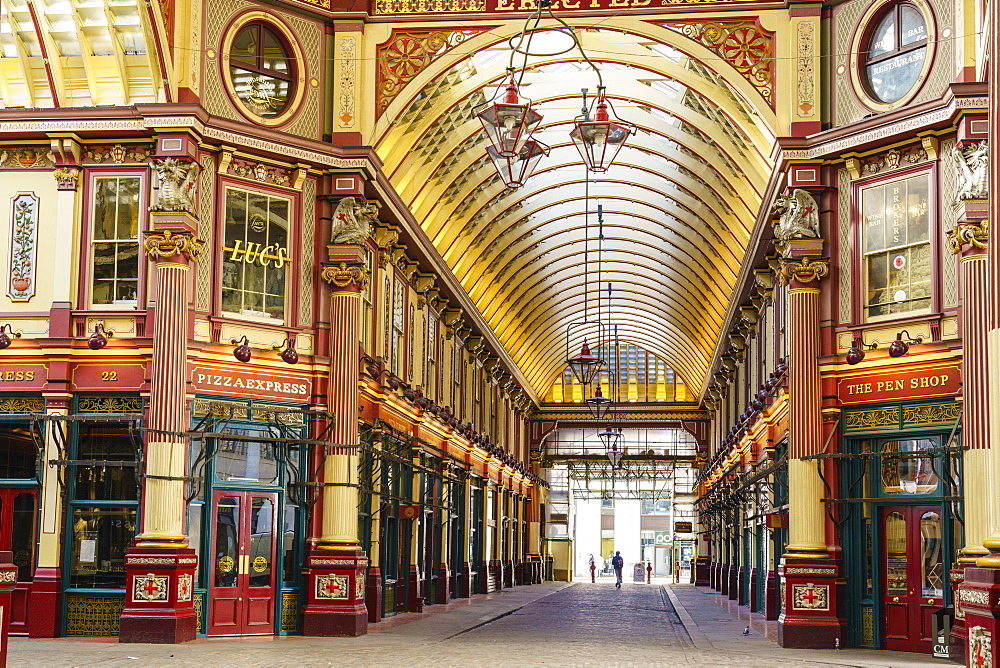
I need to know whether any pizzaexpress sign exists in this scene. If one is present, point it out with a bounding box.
[190,366,310,401]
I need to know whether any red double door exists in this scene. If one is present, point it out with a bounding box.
[208,491,278,635]
[0,488,37,632]
[881,505,944,653]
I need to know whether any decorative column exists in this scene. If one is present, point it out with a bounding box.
[960,28,1000,660]
[120,152,204,643]
[301,246,369,636]
[947,198,988,661]
[775,237,844,649]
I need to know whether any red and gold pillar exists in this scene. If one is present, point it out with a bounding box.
[119,216,203,642]
[960,11,1000,662]
[301,247,369,636]
[776,239,845,648]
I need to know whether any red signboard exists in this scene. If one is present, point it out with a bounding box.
[190,365,312,402]
[836,363,961,405]
[0,364,47,390]
[72,362,148,391]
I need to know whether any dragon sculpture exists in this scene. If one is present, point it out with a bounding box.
[954,140,988,202]
[151,158,200,212]
[771,188,821,241]
[332,197,380,244]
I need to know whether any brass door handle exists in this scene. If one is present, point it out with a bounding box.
[240,555,250,575]
[892,596,899,602]
[927,599,934,604]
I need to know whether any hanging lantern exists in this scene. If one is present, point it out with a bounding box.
[477,76,543,158]
[487,139,549,188]
[570,90,633,172]
[566,340,603,385]
[598,426,623,467]
[584,385,613,420]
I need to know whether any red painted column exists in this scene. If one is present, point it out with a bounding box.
[301,247,369,636]
[120,153,204,643]
[775,239,845,649]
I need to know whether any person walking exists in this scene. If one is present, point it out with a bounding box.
[611,551,624,588]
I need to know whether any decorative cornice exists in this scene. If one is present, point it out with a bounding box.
[778,256,829,285]
[143,230,205,262]
[321,262,369,290]
[947,219,988,254]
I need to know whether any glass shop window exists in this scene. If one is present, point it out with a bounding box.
[222,188,291,322]
[12,493,37,581]
[69,506,136,588]
[214,428,279,485]
[74,423,138,501]
[91,176,142,306]
[861,173,931,319]
[879,438,939,494]
[863,2,929,104]
[920,511,943,597]
[0,422,37,479]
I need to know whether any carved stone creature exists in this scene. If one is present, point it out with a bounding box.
[954,140,988,202]
[771,188,820,241]
[331,197,379,244]
[151,158,200,211]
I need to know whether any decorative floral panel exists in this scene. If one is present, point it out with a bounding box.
[8,192,39,302]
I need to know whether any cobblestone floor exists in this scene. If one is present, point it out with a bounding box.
[7,583,951,668]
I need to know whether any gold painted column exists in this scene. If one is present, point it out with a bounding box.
[120,153,204,644]
[301,248,369,637]
[775,238,844,649]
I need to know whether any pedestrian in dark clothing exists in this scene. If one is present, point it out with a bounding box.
[611,551,624,588]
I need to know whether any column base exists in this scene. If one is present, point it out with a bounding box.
[0,552,17,666]
[949,564,967,665]
[778,556,846,649]
[365,567,382,624]
[438,564,451,603]
[459,562,472,598]
[119,546,198,644]
[727,565,738,601]
[27,567,61,638]
[958,566,1000,667]
[301,548,368,637]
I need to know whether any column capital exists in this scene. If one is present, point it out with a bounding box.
[52,167,81,191]
[143,230,206,264]
[947,219,988,257]
[321,262,369,292]
[778,256,829,287]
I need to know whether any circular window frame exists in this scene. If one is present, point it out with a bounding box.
[221,12,307,127]
[850,0,936,112]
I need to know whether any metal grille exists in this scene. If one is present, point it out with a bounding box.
[281,592,299,633]
[65,595,124,637]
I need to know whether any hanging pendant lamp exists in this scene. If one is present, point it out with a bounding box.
[584,385,613,420]
[487,138,550,188]
[477,74,543,158]
[567,340,603,385]
[570,88,633,172]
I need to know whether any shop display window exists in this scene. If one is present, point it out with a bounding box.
[91,176,142,307]
[69,506,136,589]
[0,422,37,478]
[861,172,931,319]
[879,438,939,494]
[221,188,291,322]
[863,2,929,104]
[214,428,279,484]
[228,22,294,120]
[74,423,138,501]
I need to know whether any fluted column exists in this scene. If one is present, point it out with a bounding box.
[780,252,828,558]
[301,250,369,637]
[120,225,204,643]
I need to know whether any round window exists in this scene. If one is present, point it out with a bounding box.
[228,22,294,120]
[863,3,929,104]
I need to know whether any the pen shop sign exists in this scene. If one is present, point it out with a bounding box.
[190,366,311,402]
[837,364,961,405]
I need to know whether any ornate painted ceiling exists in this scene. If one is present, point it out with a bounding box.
[372,18,782,398]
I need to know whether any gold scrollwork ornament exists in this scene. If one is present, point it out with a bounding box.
[946,219,988,255]
[321,262,369,289]
[779,256,829,285]
[144,230,206,262]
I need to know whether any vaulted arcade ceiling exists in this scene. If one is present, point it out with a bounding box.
[372,18,785,398]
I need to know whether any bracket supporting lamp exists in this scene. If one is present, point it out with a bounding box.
[0,324,21,350]
[231,336,252,363]
[476,71,543,159]
[584,385,613,420]
[845,336,878,365]
[272,338,298,365]
[88,323,114,351]
[889,330,923,358]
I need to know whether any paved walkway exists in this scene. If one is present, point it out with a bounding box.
[7,582,954,667]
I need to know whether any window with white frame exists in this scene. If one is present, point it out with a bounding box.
[390,276,405,374]
[221,188,291,321]
[91,176,142,306]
